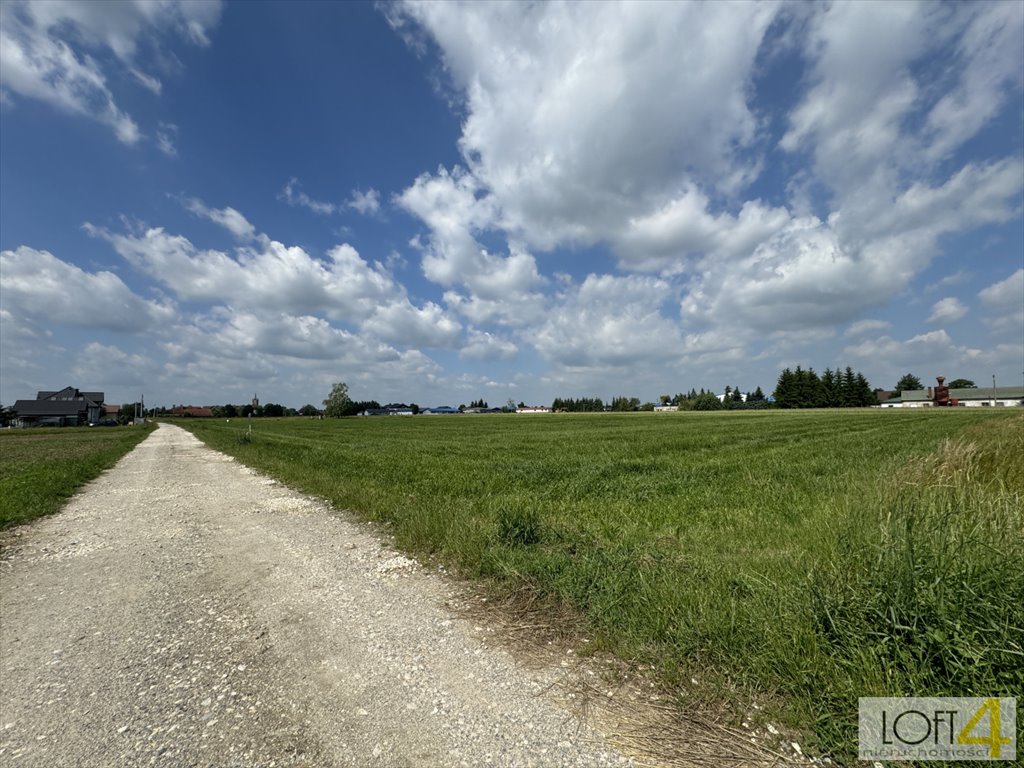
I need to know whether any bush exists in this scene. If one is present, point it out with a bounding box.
[691,393,723,410]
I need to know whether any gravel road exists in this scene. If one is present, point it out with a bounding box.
[0,423,637,768]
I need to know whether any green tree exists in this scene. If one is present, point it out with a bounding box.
[691,393,723,411]
[948,378,977,389]
[298,404,319,417]
[262,403,284,418]
[840,366,858,407]
[797,367,825,408]
[117,403,141,424]
[611,396,640,411]
[821,368,839,407]
[773,368,797,408]
[323,382,352,418]
[893,373,923,397]
[855,372,876,406]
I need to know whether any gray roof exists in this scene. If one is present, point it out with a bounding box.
[35,387,105,404]
[13,400,95,417]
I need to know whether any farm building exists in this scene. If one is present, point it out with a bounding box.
[516,405,552,413]
[882,382,1023,408]
[12,386,105,427]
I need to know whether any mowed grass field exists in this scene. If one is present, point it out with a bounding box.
[0,424,155,529]
[180,410,1022,761]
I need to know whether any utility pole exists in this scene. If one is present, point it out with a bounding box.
[991,374,996,407]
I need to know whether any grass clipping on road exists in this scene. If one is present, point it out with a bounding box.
[175,411,1022,763]
[0,424,155,530]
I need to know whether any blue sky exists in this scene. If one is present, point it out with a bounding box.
[2,0,1022,410]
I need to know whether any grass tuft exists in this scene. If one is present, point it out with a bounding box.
[495,506,545,546]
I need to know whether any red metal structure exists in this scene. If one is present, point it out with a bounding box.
[931,376,959,407]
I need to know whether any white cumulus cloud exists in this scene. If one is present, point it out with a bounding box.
[348,188,381,215]
[978,269,1024,335]
[0,245,174,332]
[928,297,968,324]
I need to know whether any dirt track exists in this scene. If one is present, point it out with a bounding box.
[0,424,636,767]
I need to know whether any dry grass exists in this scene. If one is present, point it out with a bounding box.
[454,580,816,768]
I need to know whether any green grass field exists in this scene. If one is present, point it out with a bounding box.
[0,424,155,530]
[176,411,1022,760]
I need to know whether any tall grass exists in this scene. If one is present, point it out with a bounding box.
[803,417,1023,760]
[175,410,1022,761]
[0,424,155,529]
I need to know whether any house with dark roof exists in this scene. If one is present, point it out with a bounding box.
[13,386,105,427]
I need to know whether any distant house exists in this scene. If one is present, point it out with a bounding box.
[515,405,552,414]
[422,406,460,415]
[170,406,215,417]
[13,386,105,427]
[653,404,679,412]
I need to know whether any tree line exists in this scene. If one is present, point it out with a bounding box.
[551,387,771,412]
[209,403,296,418]
[772,366,875,409]
[314,370,982,420]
